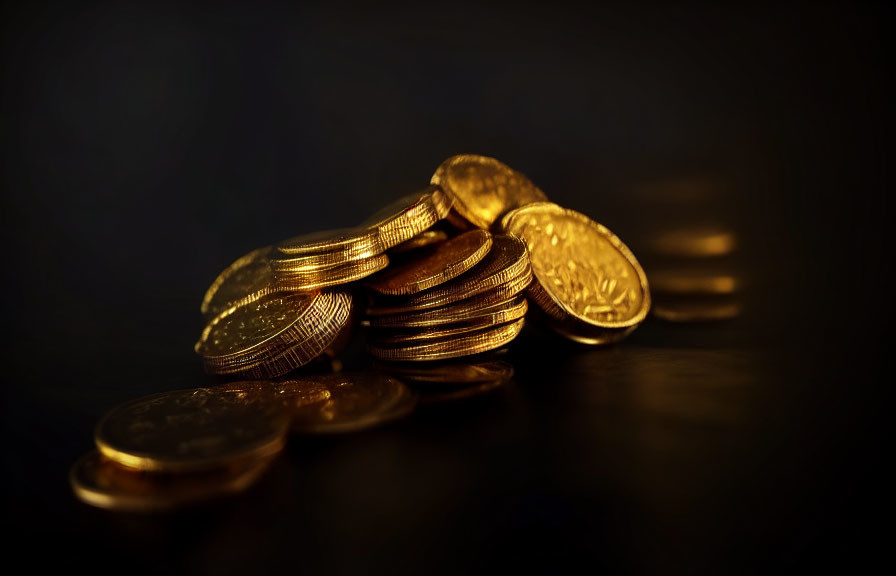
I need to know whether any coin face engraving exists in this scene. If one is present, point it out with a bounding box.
[95,388,289,472]
[431,155,547,229]
[503,203,649,327]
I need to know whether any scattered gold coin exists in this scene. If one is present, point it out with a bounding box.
[94,387,289,473]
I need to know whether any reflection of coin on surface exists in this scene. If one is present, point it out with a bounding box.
[69,450,277,513]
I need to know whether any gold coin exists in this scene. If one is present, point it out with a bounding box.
[501,202,650,340]
[366,230,492,295]
[371,234,529,313]
[69,450,276,512]
[375,359,513,385]
[368,318,525,362]
[196,290,353,367]
[370,297,528,341]
[431,155,548,229]
[646,226,737,257]
[276,226,384,257]
[651,300,741,322]
[94,387,289,473]
[648,270,738,295]
[389,229,449,254]
[360,185,453,249]
[367,276,531,327]
[220,373,417,434]
[275,253,389,291]
[200,246,293,318]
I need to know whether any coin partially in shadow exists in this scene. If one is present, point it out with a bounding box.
[70,450,276,513]
[222,373,417,434]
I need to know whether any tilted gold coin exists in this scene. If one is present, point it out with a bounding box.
[94,388,289,473]
[200,246,292,318]
[431,154,548,229]
[369,297,528,338]
[501,202,650,342]
[360,185,453,249]
[275,226,384,257]
[70,450,276,512]
[220,374,416,434]
[368,318,525,362]
[196,291,353,367]
[369,234,530,313]
[274,254,389,291]
[366,230,492,295]
[389,229,449,254]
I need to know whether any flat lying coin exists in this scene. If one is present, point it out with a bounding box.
[366,230,492,295]
[369,319,525,362]
[276,226,384,257]
[221,373,417,434]
[389,229,449,254]
[501,202,649,343]
[275,254,389,291]
[94,387,289,473]
[70,451,276,512]
[201,246,291,318]
[360,186,453,249]
[431,155,547,229]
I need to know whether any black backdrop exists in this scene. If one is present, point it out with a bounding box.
[1,2,890,573]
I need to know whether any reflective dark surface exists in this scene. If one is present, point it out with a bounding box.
[1,2,888,573]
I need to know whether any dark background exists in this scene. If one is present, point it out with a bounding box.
[1,1,890,573]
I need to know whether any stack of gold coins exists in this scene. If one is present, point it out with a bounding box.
[364,232,532,361]
[195,187,453,377]
[429,154,651,345]
[70,387,290,512]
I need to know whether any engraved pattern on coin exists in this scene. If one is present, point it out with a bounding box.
[431,155,547,229]
[507,209,643,324]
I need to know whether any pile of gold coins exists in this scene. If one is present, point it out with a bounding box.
[71,154,653,512]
